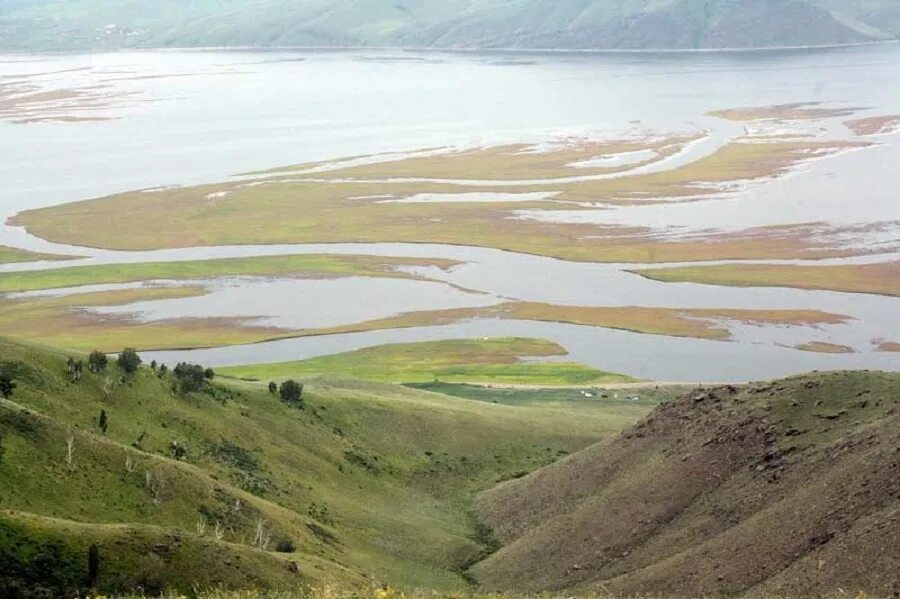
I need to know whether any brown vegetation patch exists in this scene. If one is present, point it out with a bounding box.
[708,102,860,122]
[636,260,900,296]
[845,114,900,135]
[874,341,900,353]
[796,342,855,354]
[282,133,702,181]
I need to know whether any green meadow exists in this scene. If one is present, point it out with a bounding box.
[219,338,636,386]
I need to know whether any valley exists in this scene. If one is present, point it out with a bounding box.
[0,44,898,597]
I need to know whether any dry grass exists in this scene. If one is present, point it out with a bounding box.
[795,342,855,354]
[708,102,859,122]
[845,115,900,136]
[279,134,701,181]
[635,261,900,297]
[10,136,869,263]
[0,288,850,352]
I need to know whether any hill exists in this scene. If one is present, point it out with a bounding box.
[0,336,652,597]
[1,0,897,52]
[472,370,900,596]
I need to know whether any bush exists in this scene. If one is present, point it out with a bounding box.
[116,348,142,374]
[275,539,296,553]
[268,381,277,394]
[88,350,108,373]
[279,380,304,408]
[204,368,215,380]
[0,371,15,399]
[173,363,207,394]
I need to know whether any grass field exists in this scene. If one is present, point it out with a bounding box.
[0,253,460,293]
[0,245,74,264]
[0,336,655,595]
[10,136,869,263]
[635,260,900,297]
[218,338,636,386]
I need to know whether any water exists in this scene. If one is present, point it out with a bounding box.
[1,47,898,380]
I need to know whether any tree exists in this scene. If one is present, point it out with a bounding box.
[98,409,108,434]
[65,357,83,383]
[0,371,15,399]
[204,368,215,381]
[279,380,304,408]
[150,360,158,371]
[268,381,277,394]
[158,363,168,376]
[173,362,206,394]
[117,348,142,374]
[87,544,100,590]
[88,350,108,374]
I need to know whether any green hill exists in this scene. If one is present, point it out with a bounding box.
[0,336,652,597]
[472,370,900,596]
[1,0,896,51]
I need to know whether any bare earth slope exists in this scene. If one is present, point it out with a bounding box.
[472,371,900,597]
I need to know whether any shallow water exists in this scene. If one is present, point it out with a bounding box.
[1,47,898,379]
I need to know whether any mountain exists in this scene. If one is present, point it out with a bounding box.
[472,371,900,596]
[0,0,897,52]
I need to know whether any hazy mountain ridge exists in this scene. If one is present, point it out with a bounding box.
[1,0,898,52]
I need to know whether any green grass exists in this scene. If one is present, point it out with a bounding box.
[0,336,653,596]
[218,338,636,386]
[0,245,75,265]
[0,253,457,293]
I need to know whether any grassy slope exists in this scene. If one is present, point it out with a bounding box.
[0,336,652,596]
[219,338,636,386]
[472,371,900,597]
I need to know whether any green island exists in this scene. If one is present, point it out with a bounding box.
[219,337,636,386]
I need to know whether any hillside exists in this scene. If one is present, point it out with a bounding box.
[0,336,652,597]
[1,0,897,52]
[472,371,900,596]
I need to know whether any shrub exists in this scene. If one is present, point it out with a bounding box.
[268,381,277,394]
[0,371,15,399]
[173,363,207,394]
[275,539,296,553]
[88,350,108,374]
[116,348,142,374]
[279,380,304,408]
[204,367,215,380]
